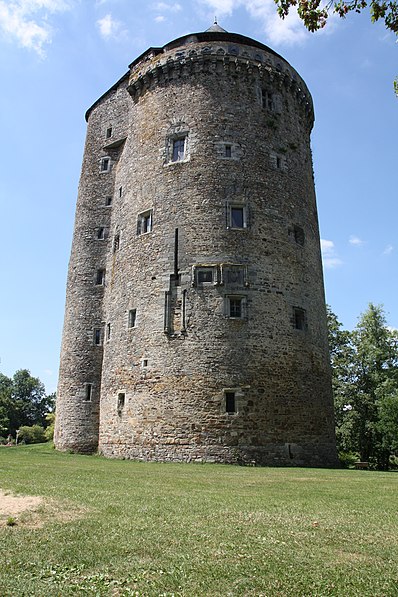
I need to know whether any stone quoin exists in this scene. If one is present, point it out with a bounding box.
[54,23,338,466]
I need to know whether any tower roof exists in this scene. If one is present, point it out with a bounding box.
[205,20,227,33]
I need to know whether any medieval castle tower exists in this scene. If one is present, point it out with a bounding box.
[54,23,337,467]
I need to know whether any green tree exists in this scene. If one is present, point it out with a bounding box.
[275,0,397,34]
[376,380,398,456]
[44,412,56,441]
[350,304,398,467]
[0,374,13,437]
[18,425,46,444]
[0,370,55,436]
[328,304,398,468]
[10,370,54,431]
[327,306,355,454]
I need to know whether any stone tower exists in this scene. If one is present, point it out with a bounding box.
[55,24,337,467]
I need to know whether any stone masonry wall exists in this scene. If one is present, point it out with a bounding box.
[56,31,338,467]
[54,79,130,452]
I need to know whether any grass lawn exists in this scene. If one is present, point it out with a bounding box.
[0,444,397,596]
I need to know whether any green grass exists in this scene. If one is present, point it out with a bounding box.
[1,444,398,596]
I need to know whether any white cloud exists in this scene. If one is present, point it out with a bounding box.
[383,244,394,255]
[0,0,73,57]
[152,2,182,25]
[321,238,343,269]
[321,239,334,252]
[97,13,122,40]
[349,235,365,247]
[153,2,182,12]
[198,0,308,45]
[198,0,235,15]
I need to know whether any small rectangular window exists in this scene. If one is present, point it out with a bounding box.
[229,297,243,318]
[96,269,105,285]
[229,206,245,229]
[106,323,111,340]
[128,309,137,328]
[113,233,120,252]
[100,157,111,172]
[225,144,232,158]
[293,225,305,246]
[142,359,148,368]
[137,210,153,235]
[271,153,286,170]
[94,328,102,346]
[172,137,186,162]
[106,126,112,139]
[225,392,236,414]
[84,383,92,402]
[294,307,306,330]
[262,89,274,111]
[97,227,105,240]
[119,187,122,197]
[197,268,214,284]
[105,196,112,207]
[117,392,125,414]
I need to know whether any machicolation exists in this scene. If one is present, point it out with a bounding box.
[54,23,338,467]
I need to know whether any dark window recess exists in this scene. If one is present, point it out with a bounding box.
[97,227,105,240]
[276,156,282,169]
[106,126,112,139]
[113,233,120,252]
[137,211,152,235]
[119,187,122,197]
[225,392,236,414]
[105,196,112,206]
[96,269,105,285]
[225,144,232,158]
[293,225,305,246]
[94,328,101,345]
[172,137,186,162]
[262,90,274,110]
[294,308,306,330]
[128,309,136,328]
[106,323,111,340]
[100,157,110,172]
[229,297,242,318]
[117,392,125,414]
[231,207,244,228]
[197,269,213,284]
[142,359,148,367]
[84,383,92,401]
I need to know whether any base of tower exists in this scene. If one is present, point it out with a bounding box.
[98,441,339,468]
[54,435,99,455]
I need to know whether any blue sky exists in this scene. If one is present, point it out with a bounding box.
[0,0,396,394]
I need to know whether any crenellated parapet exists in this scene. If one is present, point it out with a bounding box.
[127,35,313,125]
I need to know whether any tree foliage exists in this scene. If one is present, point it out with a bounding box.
[18,425,46,444]
[275,0,398,34]
[328,303,398,468]
[0,370,55,438]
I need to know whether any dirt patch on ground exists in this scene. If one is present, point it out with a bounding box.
[0,490,43,516]
[0,489,87,528]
